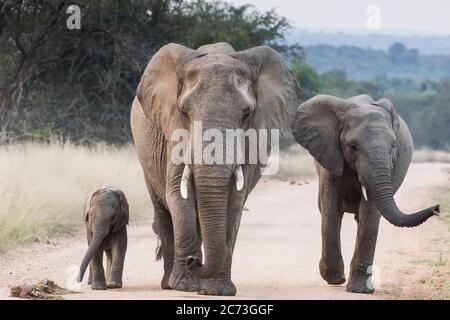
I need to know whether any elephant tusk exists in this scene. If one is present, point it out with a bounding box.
[180,165,191,199]
[361,185,368,201]
[235,166,244,191]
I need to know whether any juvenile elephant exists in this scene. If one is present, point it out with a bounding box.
[131,42,300,295]
[77,186,129,290]
[292,94,439,293]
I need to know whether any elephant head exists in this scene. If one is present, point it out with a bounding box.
[77,186,129,282]
[292,94,439,228]
[136,42,300,278]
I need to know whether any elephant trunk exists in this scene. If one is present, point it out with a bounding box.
[366,153,439,228]
[77,228,107,282]
[187,164,233,279]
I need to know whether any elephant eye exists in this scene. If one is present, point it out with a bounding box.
[350,144,358,152]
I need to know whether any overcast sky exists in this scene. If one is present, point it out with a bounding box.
[226,0,450,35]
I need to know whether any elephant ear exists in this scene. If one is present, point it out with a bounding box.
[112,189,129,233]
[231,46,301,130]
[373,98,400,131]
[136,43,205,135]
[292,95,355,176]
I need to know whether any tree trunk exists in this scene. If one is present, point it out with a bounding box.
[0,58,33,143]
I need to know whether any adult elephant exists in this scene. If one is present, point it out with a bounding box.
[131,42,300,296]
[292,94,439,293]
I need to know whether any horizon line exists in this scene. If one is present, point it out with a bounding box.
[288,26,450,38]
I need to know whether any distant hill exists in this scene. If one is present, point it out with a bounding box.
[301,44,450,81]
[288,30,450,56]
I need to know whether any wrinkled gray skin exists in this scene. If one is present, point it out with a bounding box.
[292,94,439,293]
[77,186,129,290]
[131,42,300,296]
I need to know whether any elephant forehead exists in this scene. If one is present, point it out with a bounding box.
[197,42,236,54]
[346,106,388,124]
[344,108,395,137]
[184,56,251,79]
[92,189,119,204]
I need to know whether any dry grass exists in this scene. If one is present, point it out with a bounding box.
[0,141,152,248]
[413,148,450,163]
[275,145,316,179]
[2,141,445,249]
[0,141,317,248]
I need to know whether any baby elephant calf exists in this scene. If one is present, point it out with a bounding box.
[77,186,129,290]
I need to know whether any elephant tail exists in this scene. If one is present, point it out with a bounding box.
[155,237,163,261]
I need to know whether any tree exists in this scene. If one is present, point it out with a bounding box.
[388,42,419,64]
[0,0,67,141]
[414,82,450,149]
[176,0,291,52]
[389,42,407,56]
[291,56,320,100]
[0,0,295,143]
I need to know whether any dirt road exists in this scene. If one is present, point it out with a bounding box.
[1,163,449,299]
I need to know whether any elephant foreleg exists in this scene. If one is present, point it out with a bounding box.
[90,250,106,290]
[161,164,201,292]
[347,200,381,293]
[166,166,202,292]
[167,196,202,292]
[319,175,346,285]
[107,228,127,289]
